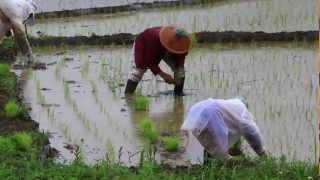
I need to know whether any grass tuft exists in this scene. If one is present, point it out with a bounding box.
[0,136,15,153]
[0,132,32,154]
[134,96,150,110]
[162,136,180,152]
[10,132,33,151]
[139,117,159,142]
[0,63,10,76]
[4,99,22,118]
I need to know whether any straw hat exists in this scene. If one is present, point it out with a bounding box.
[159,26,190,54]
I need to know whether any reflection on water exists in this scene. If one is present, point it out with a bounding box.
[19,42,317,165]
[29,0,317,37]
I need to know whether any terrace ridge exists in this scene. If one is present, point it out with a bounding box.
[30,31,318,47]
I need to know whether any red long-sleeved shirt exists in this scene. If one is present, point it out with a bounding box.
[134,26,186,75]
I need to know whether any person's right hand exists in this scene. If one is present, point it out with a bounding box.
[159,71,175,84]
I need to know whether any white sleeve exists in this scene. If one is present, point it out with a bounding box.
[201,108,229,157]
[239,110,265,155]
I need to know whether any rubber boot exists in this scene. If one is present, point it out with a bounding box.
[125,79,139,94]
[174,77,185,96]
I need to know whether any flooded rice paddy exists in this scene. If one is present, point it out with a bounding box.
[19,41,317,165]
[34,0,178,12]
[29,0,317,37]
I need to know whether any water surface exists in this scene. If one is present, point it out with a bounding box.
[19,42,317,165]
[29,0,317,37]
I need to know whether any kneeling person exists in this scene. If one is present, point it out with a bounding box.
[181,97,267,159]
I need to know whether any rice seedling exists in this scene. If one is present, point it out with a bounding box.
[54,58,66,80]
[106,139,116,164]
[138,117,159,143]
[162,136,180,152]
[36,80,46,104]
[90,80,97,93]
[4,99,22,118]
[134,96,150,111]
[81,60,90,79]
[63,80,70,100]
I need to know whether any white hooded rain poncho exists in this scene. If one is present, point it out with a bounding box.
[181,98,265,158]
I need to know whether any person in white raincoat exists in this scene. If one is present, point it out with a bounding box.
[0,0,36,64]
[181,97,266,159]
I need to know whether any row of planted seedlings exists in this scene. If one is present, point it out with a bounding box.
[81,55,126,132]
[52,55,108,148]
[29,0,317,38]
[99,57,125,95]
[34,73,76,144]
[75,50,163,164]
[53,50,140,163]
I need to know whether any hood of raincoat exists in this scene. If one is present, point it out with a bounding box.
[181,98,252,133]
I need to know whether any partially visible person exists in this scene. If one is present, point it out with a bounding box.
[0,0,36,65]
[181,97,267,159]
[125,26,190,96]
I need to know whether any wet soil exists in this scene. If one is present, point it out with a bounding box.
[0,116,39,136]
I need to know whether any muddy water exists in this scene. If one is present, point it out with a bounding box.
[20,42,317,165]
[28,0,317,38]
[34,0,178,12]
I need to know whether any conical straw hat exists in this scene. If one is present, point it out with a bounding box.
[159,26,190,54]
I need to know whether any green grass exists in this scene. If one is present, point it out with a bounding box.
[0,131,316,179]
[9,132,33,151]
[0,63,16,100]
[162,136,180,152]
[4,99,22,118]
[139,117,159,142]
[0,63,10,76]
[0,132,33,155]
[134,96,150,110]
